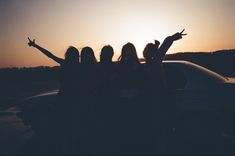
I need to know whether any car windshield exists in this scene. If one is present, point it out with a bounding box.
[164,65,187,89]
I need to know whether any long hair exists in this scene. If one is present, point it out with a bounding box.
[143,43,156,62]
[118,42,139,66]
[64,46,79,64]
[100,45,114,63]
[81,47,97,65]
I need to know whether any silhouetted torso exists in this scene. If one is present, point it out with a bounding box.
[57,62,80,109]
[97,61,116,92]
[144,61,167,95]
[110,62,154,149]
[79,64,99,96]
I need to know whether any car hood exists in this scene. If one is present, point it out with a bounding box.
[24,89,59,100]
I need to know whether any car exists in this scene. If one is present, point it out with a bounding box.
[161,61,235,154]
[163,61,235,114]
[18,60,235,136]
[1,60,235,155]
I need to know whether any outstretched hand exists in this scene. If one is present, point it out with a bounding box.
[171,29,187,41]
[28,37,36,47]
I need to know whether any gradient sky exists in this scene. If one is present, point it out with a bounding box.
[1,0,235,67]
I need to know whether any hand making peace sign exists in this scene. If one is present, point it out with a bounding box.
[28,37,36,47]
[171,29,187,41]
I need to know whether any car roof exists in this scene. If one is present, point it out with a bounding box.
[162,60,227,84]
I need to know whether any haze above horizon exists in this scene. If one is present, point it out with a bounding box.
[1,0,235,67]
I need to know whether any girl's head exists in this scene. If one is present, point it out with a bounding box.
[81,47,97,65]
[143,43,155,62]
[64,46,79,64]
[100,45,114,63]
[118,42,139,65]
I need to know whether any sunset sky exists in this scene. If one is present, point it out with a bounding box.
[1,0,235,67]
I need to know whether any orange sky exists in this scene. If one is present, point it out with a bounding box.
[1,0,235,67]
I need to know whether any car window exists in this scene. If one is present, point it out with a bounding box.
[163,64,187,90]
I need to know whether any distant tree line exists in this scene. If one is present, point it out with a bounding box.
[165,49,235,77]
[0,66,60,83]
[0,49,234,83]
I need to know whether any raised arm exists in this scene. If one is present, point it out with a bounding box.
[155,29,187,62]
[27,38,64,64]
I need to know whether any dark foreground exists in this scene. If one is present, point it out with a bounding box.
[1,106,235,156]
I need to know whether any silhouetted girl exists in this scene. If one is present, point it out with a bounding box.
[143,29,187,107]
[95,45,116,142]
[98,45,115,98]
[114,43,144,101]
[80,46,98,96]
[27,38,80,146]
[111,43,151,153]
[76,47,100,140]
[142,30,187,154]
[27,38,80,106]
